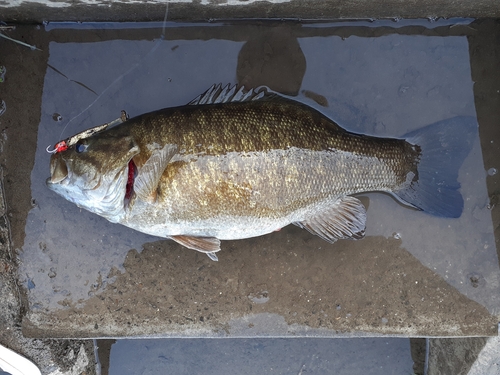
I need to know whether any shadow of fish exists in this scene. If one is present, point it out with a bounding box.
[46,84,477,261]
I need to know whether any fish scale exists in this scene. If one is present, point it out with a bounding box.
[121,100,412,222]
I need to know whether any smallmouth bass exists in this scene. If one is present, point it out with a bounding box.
[47,84,476,261]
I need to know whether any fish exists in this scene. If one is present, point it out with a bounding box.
[47,84,476,261]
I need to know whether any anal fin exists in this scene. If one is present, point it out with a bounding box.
[294,196,367,243]
[206,252,219,261]
[170,235,221,260]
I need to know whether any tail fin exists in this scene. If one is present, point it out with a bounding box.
[394,116,478,218]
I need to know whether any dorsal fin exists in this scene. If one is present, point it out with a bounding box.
[187,83,271,106]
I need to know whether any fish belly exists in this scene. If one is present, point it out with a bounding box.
[123,146,400,240]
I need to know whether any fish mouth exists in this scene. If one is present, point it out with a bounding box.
[48,154,69,184]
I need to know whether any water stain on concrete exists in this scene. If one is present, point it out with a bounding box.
[23,232,498,338]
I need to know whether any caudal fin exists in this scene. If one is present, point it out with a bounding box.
[394,116,477,218]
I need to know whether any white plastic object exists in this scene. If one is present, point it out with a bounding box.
[0,344,41,375]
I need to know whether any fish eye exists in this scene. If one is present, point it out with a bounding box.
[75,141,88,153]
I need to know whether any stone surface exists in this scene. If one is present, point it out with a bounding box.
[428,338,489,375]
[1,20,500,375]
[103,337,415,374]
[22,236,498,338]
[1,0,499,23]
[7,20,498,339]
[0,171,96,375]
[468,336,500,375]
[0,25,96,375]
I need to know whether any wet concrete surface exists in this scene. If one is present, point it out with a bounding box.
[0,183,95,374]
[12,19,499,338]
[1,17,500,374]
[428,337,489,375]
[103,337,415,375]
[23,234,498,338]
[0,25,96,375]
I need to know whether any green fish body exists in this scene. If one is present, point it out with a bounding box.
[47,85,475,260]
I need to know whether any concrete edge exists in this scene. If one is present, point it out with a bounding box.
[22,311,499,340]
[1,0,500,24]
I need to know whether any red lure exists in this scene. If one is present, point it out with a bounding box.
[50,141,68,153]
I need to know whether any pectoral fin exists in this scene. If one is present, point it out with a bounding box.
[294,196,366,243]
[134,144,177,202]
[170,235,221,261]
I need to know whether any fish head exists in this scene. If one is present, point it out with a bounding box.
[46,133,140,221]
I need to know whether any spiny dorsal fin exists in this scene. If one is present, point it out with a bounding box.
[188,83,270,106]
[293,196,367,243]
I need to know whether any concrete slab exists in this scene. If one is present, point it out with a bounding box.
[6,20,497,339]
[96,336,500,375]
[468,336,500,375]
[1,0,500,23]
[103,337,416,374]
[428,337,489,375]
[468,19,500,285]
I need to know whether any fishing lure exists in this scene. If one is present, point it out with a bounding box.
[46,110,129,154]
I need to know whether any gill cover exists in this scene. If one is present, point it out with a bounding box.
[47,133,140,220]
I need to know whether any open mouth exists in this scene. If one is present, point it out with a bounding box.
[49,154,68,184]
[125,159,137,200]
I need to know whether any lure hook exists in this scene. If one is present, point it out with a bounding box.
[46,145,57,154]
[46,140,68,154]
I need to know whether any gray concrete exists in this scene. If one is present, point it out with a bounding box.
[428,336,500,375]
[1,17,500,375]
[104,337,415,375]
[15,20,498,339]
[428,338,489,375]
[468,336,500,375]
[0,170,96,375]
[0,25,96,375]
[1,0,500,23]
